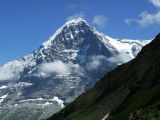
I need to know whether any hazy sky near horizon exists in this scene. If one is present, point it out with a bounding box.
[0,0,160,63]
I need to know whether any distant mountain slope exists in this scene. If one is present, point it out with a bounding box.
[47,33,160,120]
[0,18,151,120]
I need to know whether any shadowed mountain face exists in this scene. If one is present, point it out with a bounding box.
[47,33,160,120]
[0,18,150,120]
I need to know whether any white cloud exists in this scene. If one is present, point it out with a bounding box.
[66,12,84,21]
[125,11,160,27]
[88,54,132,70]
[88,55,107,70]
[92,15,107,28]
[38,60,72,75]
[0,61,24,81]
[138,11,160,26]
[150,0,160,7]
[108,52,132,64]
[0,67,17,80]
[125,0,160,27]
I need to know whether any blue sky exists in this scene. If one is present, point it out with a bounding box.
[0,0,160,64]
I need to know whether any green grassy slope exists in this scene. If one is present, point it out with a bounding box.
[47,33,160,120]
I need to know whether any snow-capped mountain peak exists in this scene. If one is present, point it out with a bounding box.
[42,18,90,47]
[65,18,89,26]
[0,18,151,120]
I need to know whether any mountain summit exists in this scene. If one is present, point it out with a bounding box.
[0,18,151,120]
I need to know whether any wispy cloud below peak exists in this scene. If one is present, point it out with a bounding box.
[38,60,72,75]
